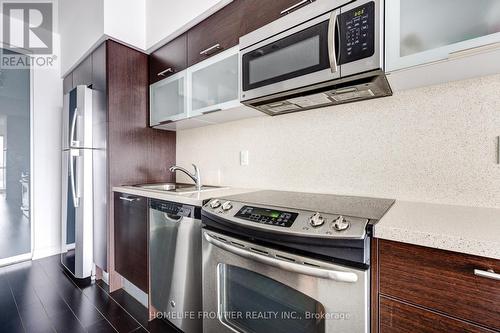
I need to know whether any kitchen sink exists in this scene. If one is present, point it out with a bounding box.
[133,183,223,193]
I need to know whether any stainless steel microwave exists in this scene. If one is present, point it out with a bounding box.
[239,0,391,115]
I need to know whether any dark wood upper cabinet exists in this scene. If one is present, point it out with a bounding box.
[151,0,313,73]
[91,43,107,92]
[72,55,92,87]
[239,0,303,36]
[378,240,500,332]
[114,193,148,293]
[149,33,188,84]
[63,73,73,94]
[63,46,105,93]
[187,1,244,66]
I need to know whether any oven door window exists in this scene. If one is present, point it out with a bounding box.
[242,20,331,92]
[218,264,325,333]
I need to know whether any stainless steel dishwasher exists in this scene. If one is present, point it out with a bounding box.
[149,199,202,333]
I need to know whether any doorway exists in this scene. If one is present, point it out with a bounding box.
[0,51,31,264]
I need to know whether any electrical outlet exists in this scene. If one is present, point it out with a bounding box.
[240,150,249,166]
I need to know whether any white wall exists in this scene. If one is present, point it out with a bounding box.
[59,0,231,74]
[59,0,104,75]
[145,0,230,50]
[176,74,500,209]
[31,38,63,258]
[59,0,149,75]
[104,0,146,50]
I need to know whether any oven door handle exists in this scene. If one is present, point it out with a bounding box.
[204,232,358,283]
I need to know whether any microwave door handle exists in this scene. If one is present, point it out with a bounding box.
[204,232,358,283]
[328,10,339,73]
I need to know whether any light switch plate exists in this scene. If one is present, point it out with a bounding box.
[240,150,249,166]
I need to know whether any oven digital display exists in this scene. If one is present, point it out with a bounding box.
[234,206,298,228]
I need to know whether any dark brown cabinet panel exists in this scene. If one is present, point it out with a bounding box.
[378,240,500,331]
[239,0,303,36]
[149,33,187,84]
[107,40,176,186]
[72,55,92,87]
[63,73,73,94]
[187,1,243,66]
[91,43,107,92]
[114,193,148,293]
[379,297,495,333]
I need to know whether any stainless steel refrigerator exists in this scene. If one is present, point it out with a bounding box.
[61,85,107,280]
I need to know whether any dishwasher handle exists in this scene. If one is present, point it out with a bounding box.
[204,232,358,283]
[163,213,184,223]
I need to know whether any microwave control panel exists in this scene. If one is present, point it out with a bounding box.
[339,1,375,64]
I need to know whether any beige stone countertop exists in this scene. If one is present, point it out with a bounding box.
[113,185,257,207]
[374,201,500,260]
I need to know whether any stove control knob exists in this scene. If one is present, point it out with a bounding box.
[210,199,221,209]
[332,216,350,231]
[309,212,325,227]
[221,201,233,211]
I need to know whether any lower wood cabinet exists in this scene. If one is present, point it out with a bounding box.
[114,192,148,293]
[374,239,500,333]
[379,297,495,333]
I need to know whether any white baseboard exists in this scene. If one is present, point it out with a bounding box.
[32,246,61,260]
[0,253,32,267]
[123,278,149,308]
[102,270,110,285]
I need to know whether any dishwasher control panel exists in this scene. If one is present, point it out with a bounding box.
[150,199,195,217]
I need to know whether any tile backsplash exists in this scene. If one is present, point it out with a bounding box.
[177,74,500,208]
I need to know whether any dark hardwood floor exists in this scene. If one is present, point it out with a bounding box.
[0,255,180,333]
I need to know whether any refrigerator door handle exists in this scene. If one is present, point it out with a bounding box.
[70,107,79,148]
[69,150,80,208]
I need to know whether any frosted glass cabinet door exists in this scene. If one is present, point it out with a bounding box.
[188,46,240,117]
[386,0,500,71]
[150,71,188,126]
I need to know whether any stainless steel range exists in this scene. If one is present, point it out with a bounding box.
[201,190,394,333]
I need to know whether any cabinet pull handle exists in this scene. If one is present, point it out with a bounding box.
[119,196,138,202]
[201,108,221,115]
[280,0,313,15]
[474,269,500,281]
[157,67,173,77]
[199,43,222,56]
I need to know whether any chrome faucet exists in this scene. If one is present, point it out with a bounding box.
[169,164,202,190]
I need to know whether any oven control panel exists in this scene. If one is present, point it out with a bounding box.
[235,206,298,228]
[203,199,370,240]
[339,1,375,65]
